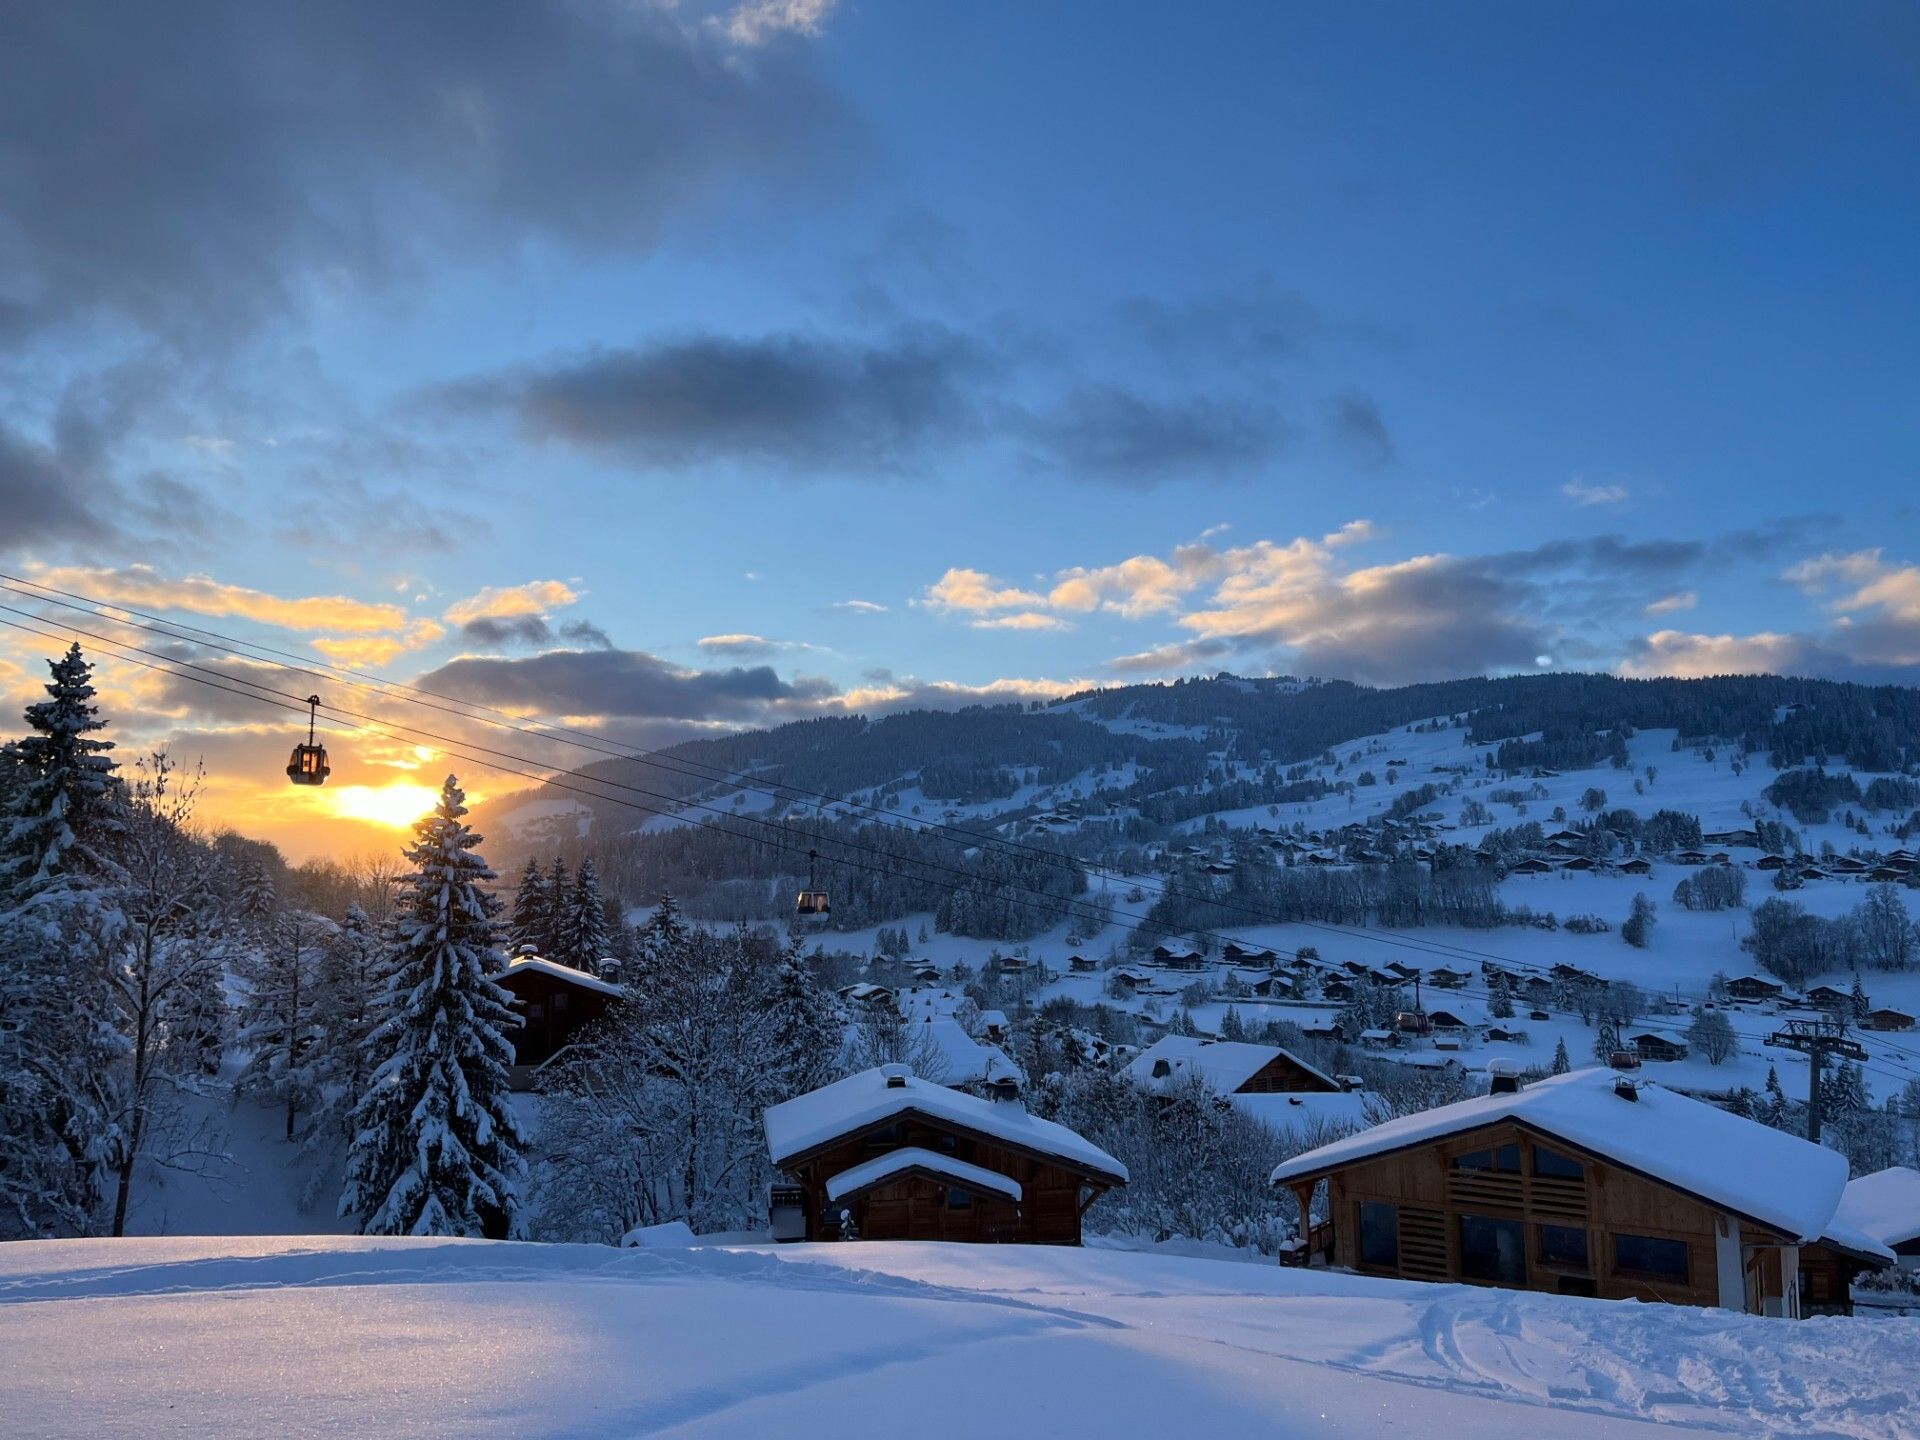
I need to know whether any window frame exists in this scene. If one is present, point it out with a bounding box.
[1356,1200,1399,1270]
[1458,1212,1528,1285]
[1611,1231,1691,1284]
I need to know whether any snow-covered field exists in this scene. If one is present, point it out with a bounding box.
[6,1235,1919,1439]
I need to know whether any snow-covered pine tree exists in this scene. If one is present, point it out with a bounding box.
[1550,1038,1571,1074]
[507,857,550,958]
[341,776,525,1238]
[236,907,333,1141]
[545,855,569,957]
[0,645,127,1237]
[309,902,389,1145]
[553,856,612,971]
[765,936,843,1101]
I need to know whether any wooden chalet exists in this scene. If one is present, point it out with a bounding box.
[1862,1007,1917,1032]
[1754,853,1790,871]
[496,955,623,1086]
[1619,857,1654,876]
[763,1065,1127,1244]
[1725,975,1784,1003]
[1627,1029,1689,1063]
[1273,1069,1892,1317]
[1125,1036,1341,1096]
[1068,954,1100,973]
[1427,966,1472,990]
[1836,1167,1920,1268]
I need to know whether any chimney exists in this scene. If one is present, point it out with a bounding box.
[1487,1059,1522,1095]
[881,1063,911,1088]
[1614,1077,1640,1102]
[598,956,622,983]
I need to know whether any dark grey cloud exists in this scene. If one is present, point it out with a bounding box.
[0,3,859,343]
[440,326,990,473]
[418,648,835,722]
[0,424,107,548]
[1328,391,1393,467]
[1118,282,1328,364]
[1020,387,1287,488]
[461,615,554,650]
[558,619,613,650]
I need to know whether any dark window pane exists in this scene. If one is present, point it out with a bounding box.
[1613,1233,1689,1282]
[1533,1145,1584,1180]
[946,1187,973,1210]
[1539,1224,1588,1268]
[1454,1145,1520,1173]
[1453,1149,1492,1170]
[1459,1214,1527,1284]
[1493,1144,1521,1173]
[1358,1202,1398,1268]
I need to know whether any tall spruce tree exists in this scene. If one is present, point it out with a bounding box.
[545,855,569,957]
[0,645,126,1236]
[507,857,550,957]
[341,776,526,1238]
[554,856,613,971]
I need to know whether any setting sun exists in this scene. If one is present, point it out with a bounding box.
[329,782,441,830]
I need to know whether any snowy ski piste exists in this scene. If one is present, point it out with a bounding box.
[5,1236,1919,1438]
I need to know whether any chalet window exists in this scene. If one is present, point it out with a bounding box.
[864,1123,899,1150]
[1613,1233,1689,1283]
[1458,1214,1526,1284]
[1538,1224,1589,1269]
[1531,1146,1583,1181]
[1452,1144,1521,1174]
[946,1187,973,1210]
[1357,1202,1398,1268]
[553,992,569,1012]
[527,1002,546,1019]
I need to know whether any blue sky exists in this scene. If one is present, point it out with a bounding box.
[2,1,1917,847]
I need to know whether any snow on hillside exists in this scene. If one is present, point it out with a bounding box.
[4,1235,1918,1439]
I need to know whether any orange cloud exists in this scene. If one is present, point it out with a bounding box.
[31,564,412,634]
[444,580,580,625]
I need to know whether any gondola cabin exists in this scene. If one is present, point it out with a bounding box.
[286,694,330,786]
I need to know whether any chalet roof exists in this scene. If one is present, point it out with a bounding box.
[1124,1036,1338,1094]
[499,956,623,998]
[765,1065,1128,1184]
[1271,1069,1850,1244]
[919,1017,1026,1089]
[824,1147,1022,1205]
[1231,1090,1376,1134]
[1835,1166,1920,1250]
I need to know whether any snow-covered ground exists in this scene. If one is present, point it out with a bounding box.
[6,1235,1918,1438]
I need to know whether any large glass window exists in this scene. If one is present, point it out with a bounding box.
[1538,1224,1589,1269]
[1358,1202,1399,1268]
[1459,1214,1527,1284]
[946,1187,973,1210]
[1613,1233,1690,1282]
[1453,1144,1521,1173]
[1532,1145,1583,1180]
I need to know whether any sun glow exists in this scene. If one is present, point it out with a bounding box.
[330,782,440,830]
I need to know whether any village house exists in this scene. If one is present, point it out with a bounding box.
[1125,1035,1376,1133]
[1862,1007,1917,1032]
[1272,1069,1892,1317]
[1427,966,1472,990]
[1109,965,1156,995]
[763,1065,1127,1244]
[1836,1167,1920,1268]
[1627,1028,1689,1063]
[495,954,623,1088]
[1620,857,1654,876]
[1725,975,1784,1004]
[838,982,898,1014]
[1068,954,1100,973]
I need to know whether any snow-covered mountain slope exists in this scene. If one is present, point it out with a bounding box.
[4,1235,1917,1439]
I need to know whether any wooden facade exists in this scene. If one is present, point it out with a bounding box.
[1279,1116,1872,1316]
[778,1107,1118,1246]
[496,965,616,1080]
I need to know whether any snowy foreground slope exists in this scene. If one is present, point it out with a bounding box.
[5,1237,1919,1439]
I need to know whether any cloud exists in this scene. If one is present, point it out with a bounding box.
[1789,549,1920,623]
[444,580,580,626]
[1646,591,1698,615]
[921,568,1047,614]
[417,647,832,723]
[458,615,555,650]
[828,599,889,614]
[1563,478,1631,507]
[28,563,414,634]
[1117,281,1329,364]
[718,0,839,46]
[0,3,858,343]
[558,619,613,649]
[696,633,823,656]
[1019,386,1286,487]
[310,619,446,666]
[1105,639,1231,675]
[438,326,989,474]
[1328,392,1393,466]
[970,612,1072,632]
[1619,630,1820,679]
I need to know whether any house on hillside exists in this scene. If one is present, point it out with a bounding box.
[762,1065,1127,1244]
[1126,1035,1342,1095]
[1836,1167,1920,1268]
[1627,1029,1689,1063]
[1726,975,1784,1004]
[917,1017,1026,1097]
[1222,941,1276,965]
[1620,857,1653,877]
[1862,1007,1917,1032]
[839,982,898,1014]
[1110,966,1155,995]
[1428,966,1472,990]
[1509,858,1554,876]
[1755,854,1791,871]
[1272,1069,1892,1317]
[1068,954,1099,973]
[496,955,623,1087]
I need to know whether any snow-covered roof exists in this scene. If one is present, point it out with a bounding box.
[1271,1069,1850,1244]
[920,1017,1026,1089]
[765,1066,1127,1184]
[1125,1036,1338,1094]
[1835,1166,1920,1249]
[1230,1091,1377,1136]
[499,956,623,998]
[825,1147,1022,1205]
